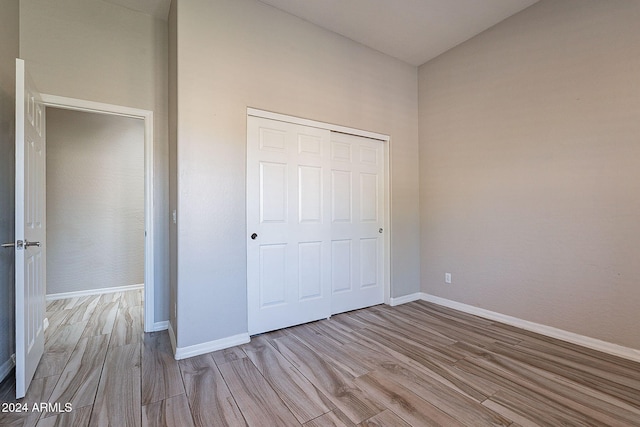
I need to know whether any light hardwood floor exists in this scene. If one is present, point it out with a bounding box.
[1,290,639,426]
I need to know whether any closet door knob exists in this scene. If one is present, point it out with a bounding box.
[251,233,258,240]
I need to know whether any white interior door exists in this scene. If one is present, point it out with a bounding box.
[329,132,385,314]
[15,58,46,399]
[247,117,332,335]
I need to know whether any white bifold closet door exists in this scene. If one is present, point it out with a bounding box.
[247,116,384,335]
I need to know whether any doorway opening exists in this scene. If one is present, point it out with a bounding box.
[45,107,144,318]
[41,95,155,332]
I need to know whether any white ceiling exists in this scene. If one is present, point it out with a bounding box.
[101,0,539,65]
[257,0,539,66]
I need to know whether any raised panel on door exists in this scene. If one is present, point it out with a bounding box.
[331,170,352,223]
[260,162,288,223]
[359,145,378,166]
[299,166,322,224]
[298,241,323,300]
[331,240,352,293]
[259,244,287,307]
[259,127,287,152]
[360,238,379,288]
[298,133,322,157]
[248,116,331,335]
[26,256,35,345]
[331,141,351,162]
[360,173,378,223]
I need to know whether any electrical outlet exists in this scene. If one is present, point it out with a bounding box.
[445,273,452,284]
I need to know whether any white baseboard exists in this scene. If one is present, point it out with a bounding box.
[0,354,16,383]
[389,292,422,307]
[419,293,640,364]
[46,284,144,301]
[150,321,169,332]
[174,333,250,361]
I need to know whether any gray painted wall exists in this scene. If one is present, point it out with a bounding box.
[419,0,640,349]
[20,0,169,323]
[46,108,144,295]
[174,0,421,348]
[0,0,19,381]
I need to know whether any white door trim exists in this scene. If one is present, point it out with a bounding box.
[247,107,392,307]
[248,108,390,142]
[40,94,156,332]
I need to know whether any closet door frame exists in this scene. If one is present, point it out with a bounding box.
[246,107,391,323]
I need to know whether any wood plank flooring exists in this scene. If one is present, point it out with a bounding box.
[2,290,640,426]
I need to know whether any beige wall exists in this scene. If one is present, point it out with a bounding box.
[46,108,144,295]
[0,0,19,379]
[20,0,169,321]
[175,0,420,347]
[419,0,640,349]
